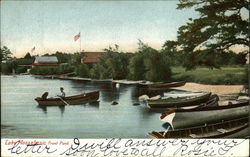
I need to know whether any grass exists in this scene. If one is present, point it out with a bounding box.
[171,66,247,85]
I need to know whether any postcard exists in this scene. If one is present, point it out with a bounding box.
[1,0,249,156]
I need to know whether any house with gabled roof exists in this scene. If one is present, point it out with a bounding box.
[33,56,58,66]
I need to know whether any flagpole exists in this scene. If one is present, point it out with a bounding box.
[80,32,81,52]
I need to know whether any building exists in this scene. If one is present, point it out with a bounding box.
[82,52,104,64]
[33,56,58,66]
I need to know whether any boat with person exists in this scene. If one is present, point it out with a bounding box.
[146,92,212,108]
[35,91,99,106]
[149,116,249,138]
[160,99,249,129]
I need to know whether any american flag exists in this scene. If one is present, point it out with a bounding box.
[31,47,35,52]
[74,32,80,41]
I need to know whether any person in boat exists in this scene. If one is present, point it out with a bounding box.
[58,87,66,98]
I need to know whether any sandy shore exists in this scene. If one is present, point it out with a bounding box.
[173,82,245,102]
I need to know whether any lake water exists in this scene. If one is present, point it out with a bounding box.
[1,75,169,138]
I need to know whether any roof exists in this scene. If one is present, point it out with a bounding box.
[82,52,104,63]
[34,56,58,64]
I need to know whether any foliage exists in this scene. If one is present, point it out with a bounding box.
[242,67,249,90]
[92,45,132,79]
[172,66,247,85]
[30,64,74,75]
[161,40,183,66]
[58,63,74,74]
[177,0,249,69]
[1,46,12,61]
[75,63,90,78]
[1,62,16,74]
[23,52,32,59]
[89,64,101,79]
[128,54,146,80]
[129,41,172,81]
[70,52,84,66]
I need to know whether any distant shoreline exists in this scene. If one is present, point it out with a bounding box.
[2,74,247,103]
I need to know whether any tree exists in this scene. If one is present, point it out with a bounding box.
[177,0,249,69]
[128,54,146,80]
[24,52,32,59]
[70,52,84,65]
[99,45,131,79]
[1,46,12,61]
[76,63,90,78]
[129,41,172,81]
[162,40,182,66]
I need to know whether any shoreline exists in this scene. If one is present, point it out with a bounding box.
[4,74,246,100]
[30,74,247,103]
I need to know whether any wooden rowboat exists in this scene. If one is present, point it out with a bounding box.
[147,92,211,108]
[139,81,186,89]
[149,117,249,138]
[148,81,186,88]
[35,91,99,106]
[160,100,249,129]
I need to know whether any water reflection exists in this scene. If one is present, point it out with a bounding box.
[37,105,65,116]
[58,106,65,116]
[37,105,47,114]
[2,75,168,138]
[88,101,100,108]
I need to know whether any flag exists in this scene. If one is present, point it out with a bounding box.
[74,32,80,41]
[31,47,35,52]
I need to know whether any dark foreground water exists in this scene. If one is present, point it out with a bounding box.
[1,75,168,138]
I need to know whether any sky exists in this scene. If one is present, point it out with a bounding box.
[1,1,248,58]
[1,0,201,57]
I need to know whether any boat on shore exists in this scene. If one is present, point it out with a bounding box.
[148,81,186,88]
[139,81,186,88]
[147,92,211,108]
[149,116,249,138]
[35,91,99,106]
[160,100,249,129]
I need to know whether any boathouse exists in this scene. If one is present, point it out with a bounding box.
[82,52,104,64]
[33,56,58,66]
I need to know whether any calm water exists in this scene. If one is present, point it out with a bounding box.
[1,75,167,138]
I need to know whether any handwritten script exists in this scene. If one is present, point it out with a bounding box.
[5,138,247,156]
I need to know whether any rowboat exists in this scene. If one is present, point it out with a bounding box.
[147,92,211,108]
[160,100,249,129]
[149,117,249,138]
[148,81,186,88]
[35,91,99,106]
[139,81,186,89]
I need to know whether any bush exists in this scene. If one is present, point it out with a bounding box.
[89,64,101,79]
[76,63,90,78]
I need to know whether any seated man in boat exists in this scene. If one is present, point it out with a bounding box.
[58,87,66,98]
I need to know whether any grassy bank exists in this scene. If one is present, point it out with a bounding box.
[172,66,247,85]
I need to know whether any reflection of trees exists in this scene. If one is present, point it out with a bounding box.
[100,82,121,103]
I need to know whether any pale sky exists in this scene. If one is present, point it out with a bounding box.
[1,0,200,57]
[1,1,248,58]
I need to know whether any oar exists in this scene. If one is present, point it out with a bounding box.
[57,96,69,106]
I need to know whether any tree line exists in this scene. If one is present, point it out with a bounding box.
[1,0,249,82]
[1,39,248,82]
